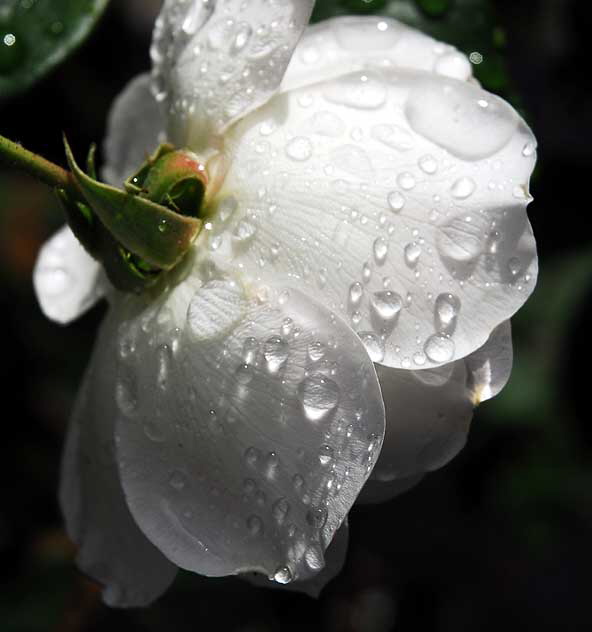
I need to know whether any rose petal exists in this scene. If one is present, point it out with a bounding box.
[242,521,349,598]
[282,16,473,93]
[33,226,105,325]
[210,71,537,368]
[151,0,315,149]
[102,73,166,186]
[60,324,177,607]
[112,272,384,584]
[362,321,513,502]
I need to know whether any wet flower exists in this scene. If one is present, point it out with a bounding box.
[33,1,537,606]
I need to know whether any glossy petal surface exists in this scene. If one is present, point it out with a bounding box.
[210,71,536,368]
[282,16,473,92]
[366,321,513,498]
[102,73,166,186]
[151,0,315,149]
[113,275,384,583]
[33,225,105,325]
[243,521,349,597]
[60,323,177,607]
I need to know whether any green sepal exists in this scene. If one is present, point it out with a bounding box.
[54,187,98,257]
[64,137,202,271]
[124,143,175,195]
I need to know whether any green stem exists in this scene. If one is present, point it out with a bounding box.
[0,133,72,190]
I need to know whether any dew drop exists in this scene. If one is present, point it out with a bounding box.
[242,336,259,364]
[318,445,334,466]
[349,282,363,306]
[424,334,455,363]
[419,154,438,174]
[272,498,290,524]
[308,341,326,362]
[371,291,402,321]
[522,142,535,157]
[508,257,522,277]
[388,191,405,212]
[435,293,460,331]
[373,237,388,264]
[451,177,476,199]
[273,566,293,584]
[397,172,416,190]
[298,374,340,421]
[236,363,253,384]
[323,72,387,109]
[234,219,257,242]
[306,506,328,529]
[263,336,289,372]
[305,546,324,571]
[247,514,263,536]
[359,332,385,362]
[285,136,313,161]
[168,470,187,490]
[404,242,422,267]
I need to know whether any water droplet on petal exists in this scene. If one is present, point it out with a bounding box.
[263,336,289,372]
[324,72,387,109]
[306,506,328,529]
[298,374,340,421]
[424,334,455,363]
[508,257,522,277]
[359,332,385,362]
[272,498,290,524]
[371,291,402,321]
[286,136,313,161]
[419,154,438,174]
[247,514,263,536]
[373,238,388,264]
[308,341,326,362]
[318,445,334,466]
[168,470,187,490]
[388,191,405,212]
[451,177,476,199]
[349,282,363,305]
[397,172,416,190]
[435,293,460,331]
[404,242,422,267]
[273,566,293,584]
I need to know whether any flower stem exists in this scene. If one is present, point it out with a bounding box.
[0,133,72,190]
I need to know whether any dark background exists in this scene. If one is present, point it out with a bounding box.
[1,0,592,630]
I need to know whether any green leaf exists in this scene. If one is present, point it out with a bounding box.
[0,0,109,99]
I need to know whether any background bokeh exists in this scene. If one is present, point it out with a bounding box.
[1,0,592,630]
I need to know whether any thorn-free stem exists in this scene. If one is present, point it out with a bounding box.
[0,133,72,190]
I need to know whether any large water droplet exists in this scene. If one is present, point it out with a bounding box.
[263,336,289,373]
[424,334,455,363]
[435,293,460,331]
[434,51,472,80]
[405,78,518,159]
[371,291,402,321]
[324,72,387,109]
[273,566,293,584]
[359,332,385,362]
[451,177,476,199]
[285,136,313,161]
[298,374,340,421]
[397,172,416,190]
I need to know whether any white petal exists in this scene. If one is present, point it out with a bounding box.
[151,0,315,149]
[60,323,177,607]
[466,320,513,403]
[102,73,165,186]
[282,16,473,93]
[364,321,513,499]
[112,274,384,584]
[33,226,105,325]
[242,521,349,597]
[211,71,537,368]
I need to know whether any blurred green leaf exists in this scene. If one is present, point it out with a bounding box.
[0,0,109,99]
